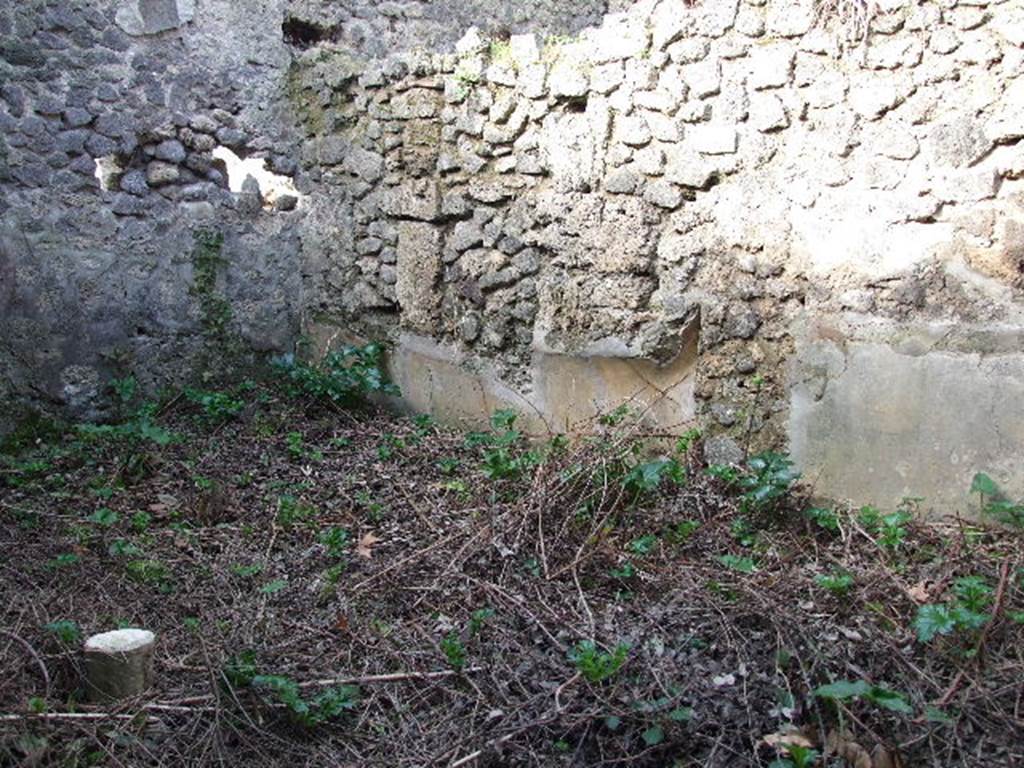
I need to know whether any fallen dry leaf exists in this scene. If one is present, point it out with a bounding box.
[356,532,381,559]
[907,581,930,603]
[871,744,904,768]
[827,730,872,768]
[762,727,815,750]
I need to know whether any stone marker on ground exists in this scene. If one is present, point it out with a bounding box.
[83,628,156,702]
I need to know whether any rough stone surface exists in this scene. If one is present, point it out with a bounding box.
[4,0,1024,516]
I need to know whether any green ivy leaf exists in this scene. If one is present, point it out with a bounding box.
[88,507,120,527]
[260,579,287,595]
[864,686,913,714]
[913,604,956,642]
[717,555,757,574]
[814,679,870,701]
[969,472,1000,497]
[642,725,664,746]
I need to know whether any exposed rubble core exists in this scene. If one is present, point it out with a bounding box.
[2,0,1024,511]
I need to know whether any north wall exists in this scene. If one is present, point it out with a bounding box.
[2,0,1023,513]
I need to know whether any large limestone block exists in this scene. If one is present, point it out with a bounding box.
[381,180,441,221]
[587,13,650,63]
[789,319,1024,514]
[396,222,442,333]
[116,0,195,36]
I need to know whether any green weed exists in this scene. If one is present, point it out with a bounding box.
[568,641,630,683]
[44,620,81,646]
[184,387,244,424]
[971,472,1024,527]
[319,527,351,559]
[739,452,800,515]
[441,633,467,672]
[814,679,912,715]
[913,575,993,643]
[815,571,854,595]
[274,343,398,408]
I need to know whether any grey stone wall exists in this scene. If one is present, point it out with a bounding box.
[0,0,609,429]
[0,0,303,425]
[4,0,1024,513]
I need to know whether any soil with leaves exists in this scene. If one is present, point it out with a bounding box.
[1,382,1023,767]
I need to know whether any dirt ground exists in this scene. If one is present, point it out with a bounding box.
[1,387,1022,767]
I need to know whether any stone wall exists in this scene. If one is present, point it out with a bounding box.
[3,0,1024,513]
[0,0,308,427]
[0,0,606,429]
[290,0,1024,513]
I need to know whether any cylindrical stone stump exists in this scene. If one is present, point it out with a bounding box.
[83,629,155,702]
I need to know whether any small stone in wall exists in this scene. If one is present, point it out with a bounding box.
[146,161,179,186]
[119,170,149,197]
[689,123,738,155]
[704,435,745,466]
[216,127,248,149]
[849,76,906,120]
[724,305,761,339]
[616,115,652,147]
[736,5,766,38]
[995,8,1024,47]
[549,61,589,99]
[748,45,794,90]
[634,146,666,176]
[116,0,195,36]
[749,93,789,132]
[685,59,722,98]
[955,31,1002,66]
[644,179,683,210]
[510,34,540,66]
[456,27,487,56]
[343,147,385,183]
[668,38,710,66]
[188,114,219,134]
[450,220,484,252]
[591,62,625,95]
[765,0,815,38]
[459,312,482,342]
[154,139,186,164]
[519,64,548,99]
[606,168,640,194]
[711,403,739,427]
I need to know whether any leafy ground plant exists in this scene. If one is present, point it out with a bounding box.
[913,575,993,643]
[971,472,1024,527]
[274,343,398,408]
[569,641,630,683]
[245,671,358,727]
[3,384,1022,767]
[737,451,800,516]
